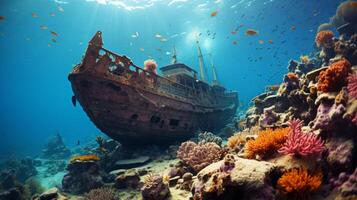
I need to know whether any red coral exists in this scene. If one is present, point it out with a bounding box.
[347,73,357,99]
[317,59,351,92]
[278,119,325,157]
[177,141,222,173]
[315,30,334,48]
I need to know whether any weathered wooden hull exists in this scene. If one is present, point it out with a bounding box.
[69,71,237,144]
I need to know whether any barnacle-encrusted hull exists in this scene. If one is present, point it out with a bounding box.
[68,32,238,144]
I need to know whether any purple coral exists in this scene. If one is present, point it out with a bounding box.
[347,73,357,99]
[330,168,357,197]
[278,119,325,157]
[312,102,345,131]
[177,141,222,173]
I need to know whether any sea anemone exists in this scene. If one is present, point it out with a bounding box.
[315,30,334,48]
[70,154,100,163]
[317,59,351,92]
[277,168,322,198]
[278,119,325,157]
[245,127,290,159]
[144,59,158,74]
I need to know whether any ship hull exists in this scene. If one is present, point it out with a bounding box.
[69,72,237,144]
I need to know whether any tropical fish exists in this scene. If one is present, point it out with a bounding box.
[268,40,273,44]
[58,6,64,12]
[210,11,218,17]
[245,29,258,36]
[40,25,48,30]
[32,12,38,18]
[50,31,58,37]
[0,16,5,21]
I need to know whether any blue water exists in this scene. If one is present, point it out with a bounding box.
[0,0,342,158]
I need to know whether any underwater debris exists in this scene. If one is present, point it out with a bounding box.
[177,141,223,173]
[277,168,322,198]
[245,127,290,159]
[279,119,325,157]
[317,59,351,92]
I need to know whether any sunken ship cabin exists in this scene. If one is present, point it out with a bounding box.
[68,31,238,144]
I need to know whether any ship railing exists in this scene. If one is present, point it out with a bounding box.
[101,48,197,100]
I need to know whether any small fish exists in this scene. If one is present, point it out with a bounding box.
[160,38,168,42]
[58,6,64,12]
[155,34,162,38]
[139,48,145,52]
[0,16,5,21]
[32,12,38,18]
[210,11,218,17]
[290,26,296,31]
[245,29,258,36]
[51,38,57,43]
[258,40,264,44]
[232,41,238,45]
[50,13,56,17]
[268,40,273,44]
[50,31,58,37]
[40,25,48,30]
[131,31,139,38]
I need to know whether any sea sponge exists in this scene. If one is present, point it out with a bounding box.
[347,73,357,99]
[144,59,158,74]
[279,119,325,157]
[70,154,100,163]
[177,141,222,173]
[245,127,290,159]
[277,168,322,197]
[317,59,351,92]
[315,30,334,48]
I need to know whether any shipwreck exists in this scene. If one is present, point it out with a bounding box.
[68,31,238,144]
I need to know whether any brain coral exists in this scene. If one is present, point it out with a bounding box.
[317,59,351,92]
[177,141,222,173]
[277,168,322,197]
[315,30,334,48]
[245,127,290,159]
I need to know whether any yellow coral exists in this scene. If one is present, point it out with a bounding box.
[227,134,246,150]
[245,127,290,159]
[277,168,322,196]
[70,154,100,163]
[300,55,310,64]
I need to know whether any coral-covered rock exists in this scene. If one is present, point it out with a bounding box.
[141,174,170,200]
[279,119,325,157]
[335,168,357,199]
[198,131,222,146]
[62,160,103,194]
[0,158,37,183]
[259,106,279,128]
[177,141,223,173]
[41,133,71,160]
[115,169,140,189]
[192,155,277,200]
[34,187,68,200]
[312,102,346,131]
[317,59,351,93]
[326,138,354,174]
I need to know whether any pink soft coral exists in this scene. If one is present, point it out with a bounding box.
[347,73,357,99]
[278,119,325,157]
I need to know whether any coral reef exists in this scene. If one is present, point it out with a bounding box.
[198,131,223,146]
[41,133,71,160]
[0,158,37,183]
[115,169,140,189]
[141,173,170,200]
[330,168,357,199]
[278,119,325,157]
[84,187,119,200]
[317,59,351,92]
[277,168,322,198]
[347,73,357,98]
[177,141,223,173]
[315,30,334,48]
[69,154,101,164]
[245,127,289,159]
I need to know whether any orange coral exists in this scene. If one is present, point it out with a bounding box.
[277,168,322,196]
[227,134,246,150]
[70,154,100,163]
[245,127,290,159]
[315,30,334,48]
[286,73,299,82]
[317,59,351,92]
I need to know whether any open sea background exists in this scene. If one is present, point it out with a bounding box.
[0,0,343,159]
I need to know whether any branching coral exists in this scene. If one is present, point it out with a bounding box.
[245,127,290,159]
[177,141,222,173]
[277,168,322,197]
[84,187,119,200]
[279,119,325,157]
[70,154,100,163]
[317,59,351,92]
[315,30,334,48]
[347,73,357,99]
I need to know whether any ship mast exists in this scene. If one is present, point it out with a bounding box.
[171,45,177,64]
[209,53,219,85]
[196,39,205,81]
